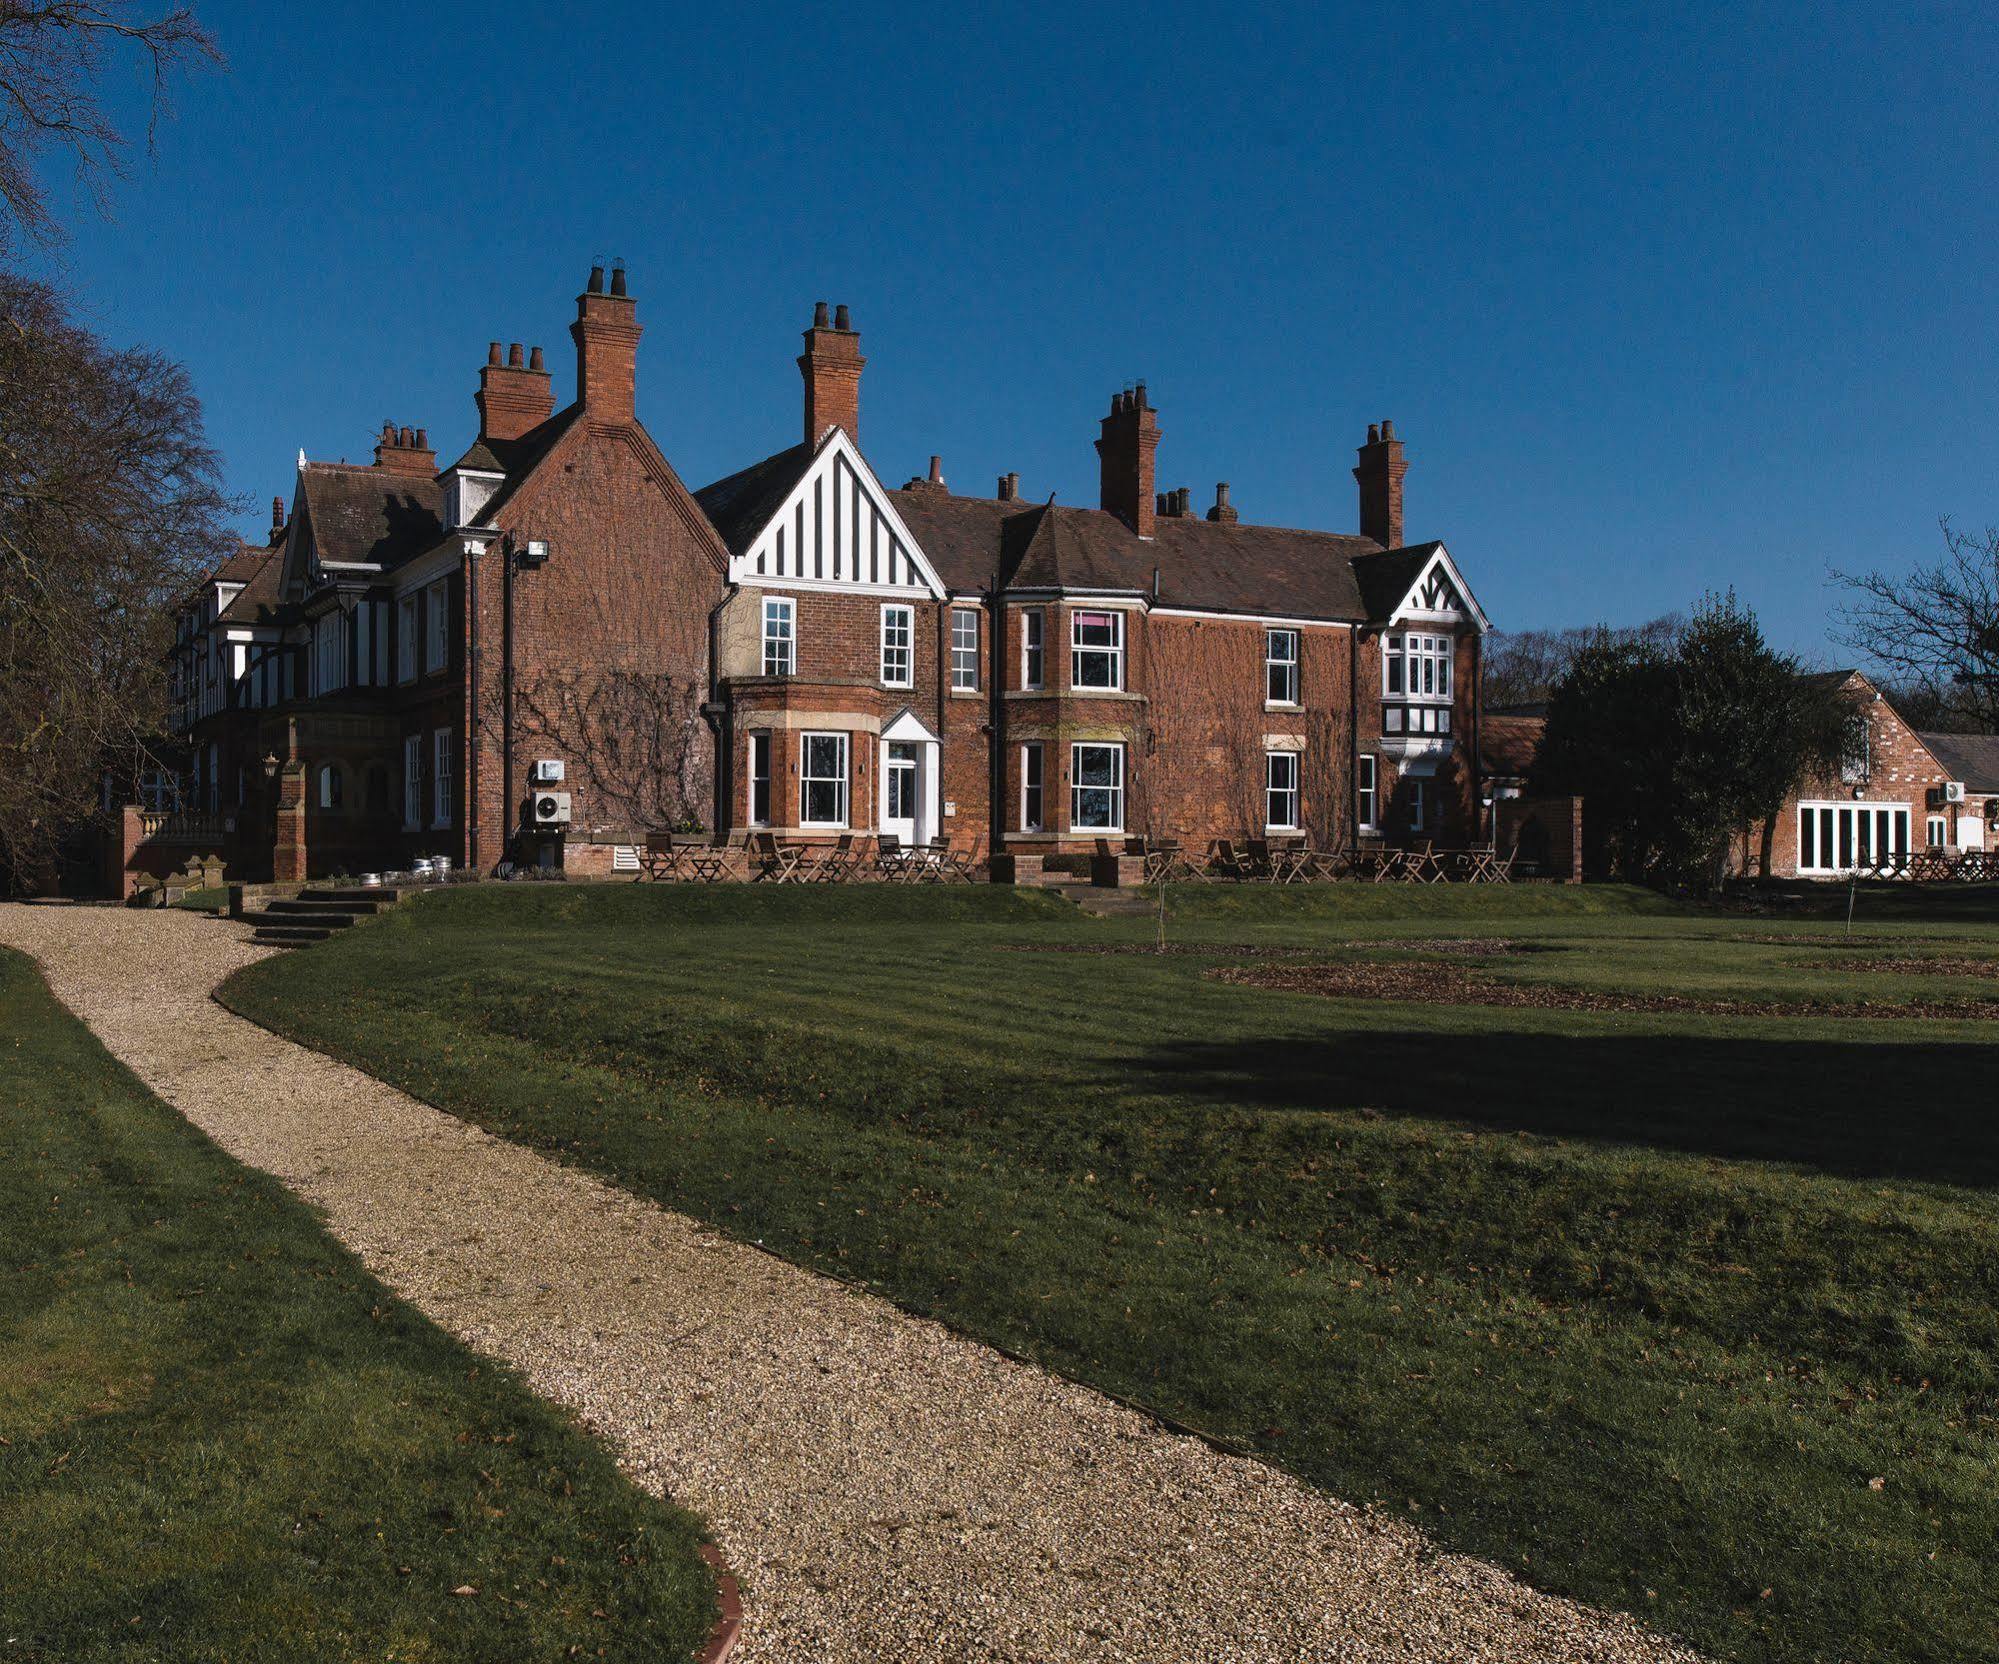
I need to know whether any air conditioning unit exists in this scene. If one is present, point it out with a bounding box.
[530,790,572,827]
[531,758,565,785]
[1943,780,1967,804]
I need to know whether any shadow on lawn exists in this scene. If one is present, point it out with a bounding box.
[1134,1027,1999,1188]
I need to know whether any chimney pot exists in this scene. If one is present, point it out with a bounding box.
[799,301,865,442]
[1355,420,1409,548]
[609,259,627,298]
[1207,480,1238,524]
[528,345,544,371]
[587,264,605,295]
[487,341,502,366]
[834,303,850,330]
[400,426,414,448]
[415,427,427,450]
[508,342,524,367]
[1096,380,1163,536]
[928,455,944,484]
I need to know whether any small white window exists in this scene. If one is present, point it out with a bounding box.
[433,728,452,828]
[1358,754,1378,830]
[424,580,449,673]
[1021,608,1045,690]
[1070,742,1124,831]
[1265,751,1300,829]
[318,763,342,811]
[403,734,423,830]
[951,608,980,691]
[763,597,795,677]
[397,596,418,682]
[748,733,772,826]
[799,731,848,827]
[1927,815,1947,849]
[880,604,913,687]
[1071,610,1124,691]
[1408,777,1428,831]
[1265,629,1299,705]
[1020,742,1044,831]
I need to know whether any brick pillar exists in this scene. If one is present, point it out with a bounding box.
[272,760,307,882]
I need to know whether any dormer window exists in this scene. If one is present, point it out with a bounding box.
[447,468,504,529]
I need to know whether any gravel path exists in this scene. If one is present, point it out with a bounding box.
[0,904,1706,1664]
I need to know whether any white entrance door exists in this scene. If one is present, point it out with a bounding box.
[1959,816,1986,852]
[884,742,919,845]
[879,708,941,848]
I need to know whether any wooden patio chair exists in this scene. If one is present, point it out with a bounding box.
[637,830,687,881]
[1207,838,1252,881]
[748,830,807,883]
[1243,838,1280,882]
[875,833,916,882]
[941,833,983,883]
[810,833,864,882]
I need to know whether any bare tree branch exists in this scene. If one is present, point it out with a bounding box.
[1832,521,1999,734]
[0,1,219,249]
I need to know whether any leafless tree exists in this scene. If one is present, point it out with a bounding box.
[1833,521,1999,734]
[0,2,219,250]
[1482,613,1683,709]
[0,271,233,890]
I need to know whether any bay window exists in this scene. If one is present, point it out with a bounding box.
[1020,742,1044,831]
[1071,610,1124,690]
[1384,633,1452,699]
[1357,754,1378,831]
[799,731,849,827]
[1070,742,1124,831]
[397,595,417,682]
[749,732,771,826]
[1021,609,1044,690]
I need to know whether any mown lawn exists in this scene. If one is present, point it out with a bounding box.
[0,946,716,1663]
[223,882,1999,1664]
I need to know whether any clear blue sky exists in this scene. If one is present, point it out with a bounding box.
[23,0,1999,657]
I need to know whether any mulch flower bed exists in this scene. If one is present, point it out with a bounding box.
[1003,938,1540,959]
[1208,959,1999,1021]
[1786,955,1999,979]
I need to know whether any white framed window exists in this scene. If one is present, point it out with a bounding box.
[433,728,452,828]
[318,763,342,811]
[397,595,417,682]
[951,607,980,691]
[1384,633,1452,699]
[353,602,373,688]
[1021,608,1044,690]
[748,732,771,826]
[880,603,913,687]
[762,596,795,677]
[403,734,422,831]
[1408,778,1428,831]
[1070,742,1124,831]
[1797,802,1910,875]
[1071,609,1124,690]
[424,580,449,673]
[1927,814,1947,849]
[799,731,848,827]
[1265,629,1299,705]
[1020,742,1044,831]
[1265,751,1300,830]
[313,614,344,695]
[1357,754,1378,831]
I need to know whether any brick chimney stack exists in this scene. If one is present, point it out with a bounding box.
[270,495,286,536]
[1207,481,1239,525]
[799,301,864,445]
[1096,383,1161,537]
[373,421,436,476]
[571,260,642,423]
[1354,419,1408,549]
[477,339,555,441]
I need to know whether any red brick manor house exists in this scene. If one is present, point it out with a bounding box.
[158,267,1489,885]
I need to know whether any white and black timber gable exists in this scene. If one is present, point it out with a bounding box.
[695,428,946,599]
